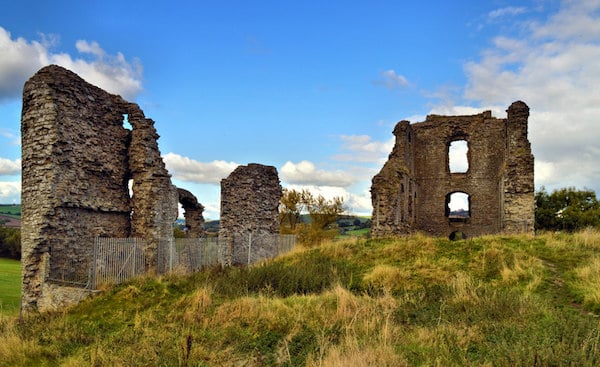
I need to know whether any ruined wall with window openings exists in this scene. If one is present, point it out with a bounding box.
[21,65,204,311]
[371,101,534,239]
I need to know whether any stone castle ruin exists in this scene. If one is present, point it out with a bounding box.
[219,164,282,265]
[20,65,532,311]
[371,101,534,239]
[20,65,206,311]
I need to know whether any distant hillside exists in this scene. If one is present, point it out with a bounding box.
[0,204,20,218]
[0,204,21,228]
[3,231,600,365]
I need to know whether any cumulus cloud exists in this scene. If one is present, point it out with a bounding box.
[0,181,20,203]
[163,152,238,184]
[0,158,20,175]
[459,0,600,194]
[280,160,354,187]
[373,69,410,89]
[0,26,142,101]
[332,135,394,165]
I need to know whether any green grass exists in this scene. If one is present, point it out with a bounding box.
[339,227,370,237]
[0,258,20,316]
[3,231,600,366]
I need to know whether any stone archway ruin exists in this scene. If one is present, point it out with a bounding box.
[177,188,205,237]
[371,101,534,238]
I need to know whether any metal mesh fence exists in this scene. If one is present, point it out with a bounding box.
[46,234,295,290]
[92,237,146,288]
[157,237,220,273]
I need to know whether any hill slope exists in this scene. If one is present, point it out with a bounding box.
[3,231,600,366]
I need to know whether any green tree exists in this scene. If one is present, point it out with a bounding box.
[280,189,345,246]
[279,188,303,232]
[0,227,21,260]
[535,187,600,232]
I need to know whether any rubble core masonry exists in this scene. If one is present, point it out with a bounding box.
[370,101,534,239]
[20,65,203,311]
[219,164,282,265]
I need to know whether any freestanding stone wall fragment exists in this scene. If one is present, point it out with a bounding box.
[371,101,534,239]
[177,188,205,237]
[219,164,282,265]
[20,65,186,311]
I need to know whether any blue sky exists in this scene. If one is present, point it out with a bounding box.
[1,0,599,219]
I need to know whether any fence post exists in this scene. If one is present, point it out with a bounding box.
[169,237,174,273]
[132,239,137,276]
[247,232,252,265]
[91,237,98,290]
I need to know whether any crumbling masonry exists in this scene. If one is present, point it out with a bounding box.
[219,164,282,265]
[371,101,534,239]
[20,65,203,311]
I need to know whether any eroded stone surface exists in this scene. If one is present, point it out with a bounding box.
[371,101,534,238]
[219,164,282,265]
[20,65,193,311]
[177,187,205,237]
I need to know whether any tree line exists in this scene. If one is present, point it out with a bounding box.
[535,187,600,232]
[0,227,20,260]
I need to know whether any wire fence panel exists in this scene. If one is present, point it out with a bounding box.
[92,237,146,289]
[46,237,94,287]
[228,233,297,265]
[156,237,220,273]
[47,234,295,290]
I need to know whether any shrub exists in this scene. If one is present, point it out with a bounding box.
[0,227,20,260]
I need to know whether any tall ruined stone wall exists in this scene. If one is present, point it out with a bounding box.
[502,101,535,233]
[371,101,534,239]
[219,164,282,265]
[371,121,418,236]
[126,104,179,268]
[21,65,181,311]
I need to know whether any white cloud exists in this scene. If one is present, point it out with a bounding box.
[373,69,410,89]
[0,181,20,203]
[0,128,19,146]
[534,160,557,187]
[332,135,394,165]
[163,152,238,184]
[75,40,106,58]
[0,158,20,175]
[458,0,600,195]
[0,26,142,101]
[283,184,372,216]
[280,160,354,187]
[488,6,527,19]
[429,104,505,117]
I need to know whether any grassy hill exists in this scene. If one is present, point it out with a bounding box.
[3,231,600,366]
[0,204,21,219]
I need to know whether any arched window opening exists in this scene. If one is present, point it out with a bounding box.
[449,140,469,173]
[122,114,132,130]
[445,192,470,220]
